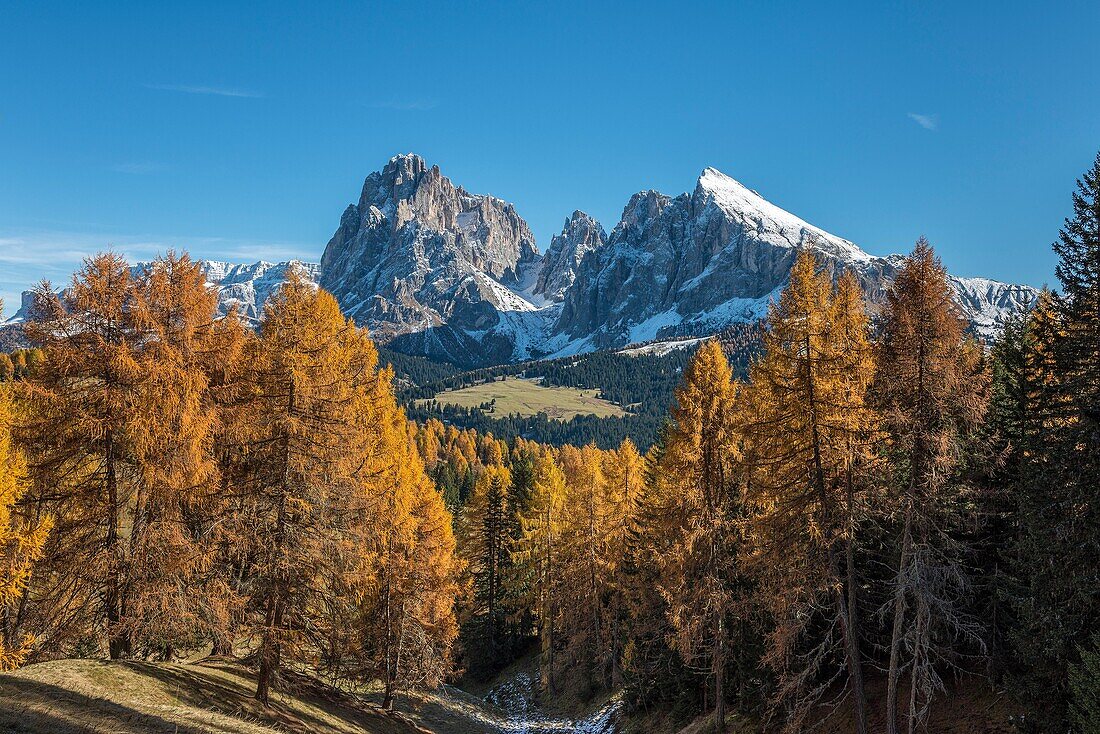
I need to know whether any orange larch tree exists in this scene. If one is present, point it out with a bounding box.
[0,351,52,670]
[224,270,378,703]
[20,253,144,659]
[124,252,243,658]
[658,339,752,732]
[875,239,990,734]
[743,250,876,734]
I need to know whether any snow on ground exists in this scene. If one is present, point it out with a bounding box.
[541,332,597,360]
[626,308,682,343]
[687,288,778,329]
[470,271,562,360]
[460,670,621,734]
[949,275,1038,337]
[512,260,555,308]
[478,273,540,313]
[617,337,705,357]
[490,306,559,361]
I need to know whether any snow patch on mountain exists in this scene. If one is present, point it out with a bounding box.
[618,337,705,357]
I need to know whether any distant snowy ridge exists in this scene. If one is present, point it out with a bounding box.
[3,259,320,327]
[197,259,320,322]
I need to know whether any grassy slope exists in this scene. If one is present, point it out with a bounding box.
[0,656,1021,734]
[421,376,626,420]
[0,657,485,734]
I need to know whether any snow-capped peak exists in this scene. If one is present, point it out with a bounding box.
[696,166,874,263]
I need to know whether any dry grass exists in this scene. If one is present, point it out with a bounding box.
[421,377,627,420]
[0,657,440,734]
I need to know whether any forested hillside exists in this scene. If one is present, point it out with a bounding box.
[394,324,761,451]
[1,153,1098,733]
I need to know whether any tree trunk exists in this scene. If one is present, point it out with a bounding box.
[105,432,128,660]
[886,508,913,734]
[844,466,869,734]
[382,679,394,710]
[212,636,233,657]
[255,594,282,704]
[831,545,867,734]
[907,602,927,734]
[714,615,727,734]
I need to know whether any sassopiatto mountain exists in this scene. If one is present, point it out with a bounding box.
[552,167,1037,353]
[315,154,1036,365]
[3,154,1037,366]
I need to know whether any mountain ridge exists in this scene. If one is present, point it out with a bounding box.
[4,154,1037,366]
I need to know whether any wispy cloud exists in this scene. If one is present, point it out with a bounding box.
[111,161,166,174]
[907,112,939,131]
[145,83,264,99]
[370,99,439,111]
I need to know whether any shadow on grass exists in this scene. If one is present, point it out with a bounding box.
[120,659,411,734]
[0,676,215,734]
[0,659,417,734]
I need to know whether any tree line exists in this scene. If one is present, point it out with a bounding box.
[0,254,459,708]
[394,320,762,453]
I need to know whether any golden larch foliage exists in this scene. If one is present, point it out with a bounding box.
[743,249,876,734]
[0,373,52,669]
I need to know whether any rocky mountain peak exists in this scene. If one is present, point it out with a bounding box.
[318,154,543,364]
[556,166,1038,353]
[533,210,607,302]
[4,158,1035,366]
[692,166,872,264]
[617,190,672,236]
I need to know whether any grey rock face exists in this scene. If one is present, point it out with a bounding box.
[319,154,541,365]
[533,211,607,303]
[555,168,1038,351]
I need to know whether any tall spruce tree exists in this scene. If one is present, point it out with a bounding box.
[1069,633,1100,734]
[459,465,515,677]
[1011,152,1100,729]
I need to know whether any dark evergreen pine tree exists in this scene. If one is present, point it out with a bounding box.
[505,449,537,646]
[463,473,515,678]
[1011,152,1100,730]
[1069,633,1100,734]
[979,308,1037,667]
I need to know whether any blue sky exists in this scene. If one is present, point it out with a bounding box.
[2,1,1098,317]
